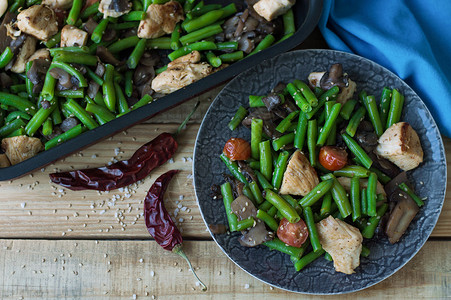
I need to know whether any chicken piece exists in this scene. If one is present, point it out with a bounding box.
[0,0,7,19]
[17,5,58,41]
[253,0,296,22]
[308,71,325,88]
[138,1,184,39]
[151,51,213,94]
[316,216,363,274]
[41,0,72,10]
[2,136,44,165]
[336,78,356,104]
[279,150,319,196]
[0,153,10,168]
[61,25,88,47]
[11,36,36,73]
[375,122,423,171]
[99,0,132,18]
[337,176,386,196]
[27,48,50,62]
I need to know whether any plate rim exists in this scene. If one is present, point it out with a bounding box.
[193,48,447,294]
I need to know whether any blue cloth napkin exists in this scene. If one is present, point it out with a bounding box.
[318,0,451,137]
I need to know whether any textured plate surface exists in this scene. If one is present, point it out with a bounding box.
[193,49,447,294]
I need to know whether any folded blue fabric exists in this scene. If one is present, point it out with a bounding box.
[319,0,451,137]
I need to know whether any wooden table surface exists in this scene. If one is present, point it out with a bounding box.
[0,29,449,299]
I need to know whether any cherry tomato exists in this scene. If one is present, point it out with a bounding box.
[223,138,251,161]
[319,146,348,171]
[277,218,309,248]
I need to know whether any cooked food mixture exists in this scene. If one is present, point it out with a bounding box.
[0,0,294,166]
[213,63,426,274]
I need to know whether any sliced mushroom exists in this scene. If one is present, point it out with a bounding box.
[11,36,36,73]
[385,192,419,244]
[238,220,274,247]
[320,63,349,91]
[262,92,283,111]
[96,46,121,66]
[231,195,257,221]
[60,117,79,132]
[237,160,257,183]
[49,67,73,90]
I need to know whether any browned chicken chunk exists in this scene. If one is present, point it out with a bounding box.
[61,25,88,47]
[17,5,58,41]
[99,0,132,18]
[27,48,50,62]
[376,122,423,171]
[316,216,363,274]
[151,51,213,94]
[138,1,184,39]
[279,150,319,196]
[41,0,72,10]
[2,136,44,165]
[253,0,296,21]
[0,153,10,168]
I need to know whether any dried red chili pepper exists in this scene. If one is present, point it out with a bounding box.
[145,170,207,291]
[49,102,199,191]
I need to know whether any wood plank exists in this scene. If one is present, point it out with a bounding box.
[0,122,450,239]
[0,239,448,299]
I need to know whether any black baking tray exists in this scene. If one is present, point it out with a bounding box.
[0,0,323,180]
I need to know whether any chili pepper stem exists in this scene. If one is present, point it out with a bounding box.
[172,244,207,291]
[174,101,200,138]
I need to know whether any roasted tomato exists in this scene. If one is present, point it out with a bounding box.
[223,138,251,161]
[319,146,348,171]
[277,218,309,248]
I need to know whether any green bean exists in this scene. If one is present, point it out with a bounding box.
[251,119,263,160]
[86,68,104,86]
[276,111,299,133]
[122,11,146,21]
[80,2,100,19]
[108,36,140,53]
[386,89,404,129]
[333,165,370,178]
[0,118,26,137]
[279,195,301,216]
[220,153,248,185]
[102,64,116,112]
[272,151,290,190]
[6,127,26,137]
[110,21,140,31]
[49,46,90,56]
[25,61,35,97]
[86,103,115,122]
[67,0,83,25]
[55,89,85,99]
[168,23,182,50]
[370,167,391,184]
[363,95,384,137]
[264,238,309,259]
[0,47,13,68]
[24,100,56,136]
[179,24,223,45]
[218,3,237,19]
[307,119,317,167]
[235,217,255,231]
[50,61,88,87]
[218,51,243,63]
[282,9,295,35]
[205,51,222,68]
[44,32,61,49]
[42,117,53,136]
[361,245,370,257]
[132,0,143,10]
[168,41,217,61]
[259,140,273,181]
[255,170,273,190]
[64,99,99,130]
[317,103,341,147]
[272,132,294,151]
[40,71,57,101]
[299,179,334,207]
[341,133,373,169]
[324,174,352,218]
[216,41,238,51]
[9,0,25,13]
[265,189,300,223]
[220,182,238,232]
[293,112,308,150]
[183,0,196,12]
[0,92,36,115]
[122,70,133,97]
[51,100,62,125]
[248,181,264,205]
[249,34,276,56]
[303,206,321,252]
[294,248,325,271]
[249,95,265,107]
[45,123,84,150]
[345,106,366,137]
[350,176,361,221]
[360,188,368,216]
[5,111,32,123]
[91,18,110,43]
[10,84,27,94]
[294,80,318,107]
[305,86,340,119]
[340,99,357,120]
[228,106,247,131]
[248,161,260,170]
[313,87,324,97]
[127,38,147,69]
[324,252,333,261]
[366,172,378,216]
[112,82,129,114]
[131,94,153,110]
[379,87,392,128]
[320,192,333,217]
[362,204,388,239]
[287,83,311,113]
[398,183,424,207]
[256,210,278,231]
[183,10,224,33]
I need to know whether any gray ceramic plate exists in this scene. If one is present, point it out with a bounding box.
[193,49,447,294]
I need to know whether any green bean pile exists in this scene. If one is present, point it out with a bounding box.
[0,0,294,162]
[219,74,424,272]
